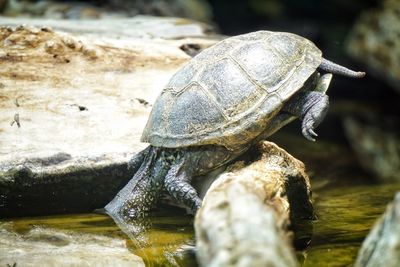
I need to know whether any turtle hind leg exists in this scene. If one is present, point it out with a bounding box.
[283,91,329,142]
[105,146,168,220]
[164,159,202,213]
[163,146,239,213]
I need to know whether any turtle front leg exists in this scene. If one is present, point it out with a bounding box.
[105,146,168,220]
[164,160,202,213]
[283,91,329,141]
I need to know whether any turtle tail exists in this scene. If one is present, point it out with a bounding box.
[319,58,365,78]
[105,146,168,220]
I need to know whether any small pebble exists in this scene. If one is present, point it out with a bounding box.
[81,45,100,59]
[62,36,77,49]
[15,24,27,31]
[40,26,53,32]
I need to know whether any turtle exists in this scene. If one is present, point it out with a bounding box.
[105,30,365,220]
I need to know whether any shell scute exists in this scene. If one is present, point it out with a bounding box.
[198,58,265,118]
[167,62,197,93]
[166,83,225,135]
[194,39,240,62]
[230,42,289,92]
[267,33,304,59]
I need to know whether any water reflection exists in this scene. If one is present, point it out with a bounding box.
[106,205,197,266]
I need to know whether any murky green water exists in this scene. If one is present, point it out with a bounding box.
[303,182,400,267]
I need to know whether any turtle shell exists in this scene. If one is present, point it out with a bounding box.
[141,31,322,150]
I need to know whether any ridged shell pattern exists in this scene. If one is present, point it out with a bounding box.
[141,31,322,149]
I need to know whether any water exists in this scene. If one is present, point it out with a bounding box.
[303,182,400,267]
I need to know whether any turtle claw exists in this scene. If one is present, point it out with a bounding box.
[309,129,318,137]
[301,118,318,142]
[302,127,316,142]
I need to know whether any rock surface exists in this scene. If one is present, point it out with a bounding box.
[195,141,314,267]
[346,0,400,93]
[0,17,218,217]
[343,116,400,182]
[0,224,144,267]
[354,192,400,267]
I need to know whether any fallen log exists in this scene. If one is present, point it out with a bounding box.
[195,141,314,267]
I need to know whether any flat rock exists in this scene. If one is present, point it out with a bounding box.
[354,192,400,267]
[0,17,219,217]
[195,141,314,267]
[0,16,215,39]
